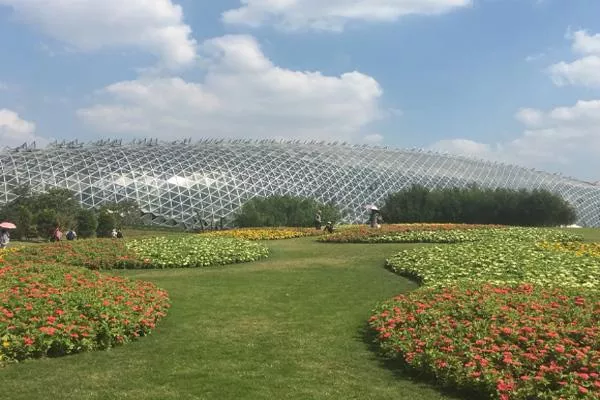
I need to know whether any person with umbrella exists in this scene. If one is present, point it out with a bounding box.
[365,205,381,229]
[0,221,16,248]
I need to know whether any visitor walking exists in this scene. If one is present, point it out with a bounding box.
[66,228,77,240]
[369,209,381,229]
[324,221,335,233]
[314,210,322,230]
[52,226,63,242]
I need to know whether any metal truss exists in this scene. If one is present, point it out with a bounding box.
[1,139,598,227]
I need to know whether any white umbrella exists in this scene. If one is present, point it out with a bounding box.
[364,204,379,211]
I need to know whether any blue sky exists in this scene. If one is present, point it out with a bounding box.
[1,0,599,181]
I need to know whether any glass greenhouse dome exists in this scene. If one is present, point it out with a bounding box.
[1,139,598,227]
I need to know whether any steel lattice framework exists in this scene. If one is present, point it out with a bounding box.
[1,139,599,227]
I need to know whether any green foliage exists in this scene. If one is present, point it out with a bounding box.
[0,185,145,241]
[381,184,577,226]
[96,212,116,237]
[233,195,342,228]
[99,200,142,227]
[386,238,598,289]
[36,188,82,231]
[14,206,35,240]
[124,236,270,268]
[34,209,58,239]
[0,186,84,239]
[319,224,582,244]
[76,209,98,238]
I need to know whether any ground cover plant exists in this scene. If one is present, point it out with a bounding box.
[201,227,323,240]
[370,226,599,399]
[368,284,600,400]
[0,262,170,366]
[537,241,600,258]
[4,236,270,270]
[318,225,581,244]
[124,236,269,268]
[318,223,501,243]
[385,237,598,289]
[3,239,136,270]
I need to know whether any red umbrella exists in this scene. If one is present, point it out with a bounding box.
[0,222,17,229]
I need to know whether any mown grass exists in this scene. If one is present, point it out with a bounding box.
[0,237,456,400]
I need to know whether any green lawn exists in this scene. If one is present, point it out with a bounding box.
[0,238,458,400]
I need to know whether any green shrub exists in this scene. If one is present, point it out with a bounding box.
[96,212,116,237]
[233,195,341,228]
[76,209,98,238]
[381,184,577,227]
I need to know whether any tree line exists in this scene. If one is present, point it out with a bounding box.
[380,184,577,226]
[233,195,341,227]
[0,185,142,240]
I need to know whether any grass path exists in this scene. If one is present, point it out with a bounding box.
[0,238,457,400]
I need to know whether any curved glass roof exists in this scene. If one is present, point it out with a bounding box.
[1,139,598,227]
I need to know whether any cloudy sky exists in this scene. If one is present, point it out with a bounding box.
[1,0,599,181]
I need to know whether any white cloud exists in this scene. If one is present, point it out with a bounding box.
[78,35,383,141]
[548,30,600,88]
[571,29,600,55]
[429,100,600,172]
[222,0,472,32]
[0,0,197,69]
[549,56,600,88]
[515,108,543,126]
[0,109,47,147]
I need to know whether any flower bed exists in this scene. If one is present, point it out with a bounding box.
[201,227,322,240]
[3,240,135,270]
[318,225,581,244]
[5,236,270,270]
[0,263,170,365]
[385,240,600,289]
[368,284,600,399]
[537,241,600,258]
[123,236,269,268]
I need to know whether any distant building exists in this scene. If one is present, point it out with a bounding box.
[1,139,598,227]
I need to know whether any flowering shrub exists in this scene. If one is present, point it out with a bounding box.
[368,284,600,399]
[0,263,170,365]
[319,225,581,244]
[385,240,600,289]
[537,241,600,258]
[201,227,322,240]
[124,236,269,268]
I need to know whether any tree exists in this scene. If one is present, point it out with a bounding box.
[14,206,35,240]
[99,200,142,227]
[233,195,342,228]
[76,209,98,238]
[34,188,81,229]
[35,209,58,240]
[96,212,116,237]
[381,184,577,226]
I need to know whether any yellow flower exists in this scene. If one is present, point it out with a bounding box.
[2,341,10,348]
